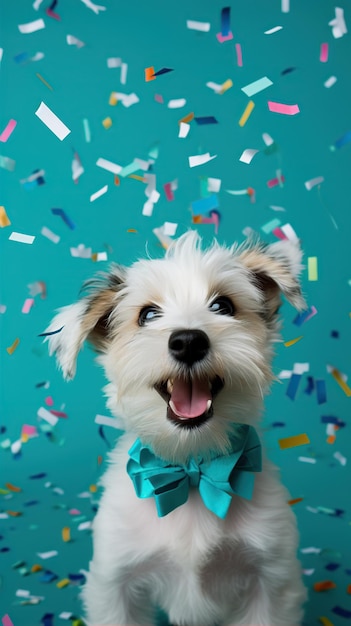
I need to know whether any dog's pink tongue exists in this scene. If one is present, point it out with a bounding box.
[170,378,211,418]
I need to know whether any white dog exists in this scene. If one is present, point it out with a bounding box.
[45,231,307,626]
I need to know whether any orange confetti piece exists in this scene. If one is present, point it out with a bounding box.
[330,367,351,396]
[319,617,334,626]
[5,483,21,492]
[288,497,304,506]
[6,338,20,355]
[145,66,156,81]
[179,112,194,125]
[57,578,70,588]
[128,174,145,181]
[62,526,71,542]
[327,435,336,445]
[0,206,11,227]
[89,484,98,493]
[284,335,303,347]
[102,117,112,129]
[239,100,255,127]
[114,175,120,186]
[314,581,337,592]
[278,433,310,449]
[6,510,22,517]
[347,584,351,594]
[31,564,43,572]
[36,72,53,91]
[127,229,138,233]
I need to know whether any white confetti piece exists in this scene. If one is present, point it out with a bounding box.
[189,152,217,167]
[269,205,286,212]
[66,34,85,48]
[11,440,22,455]
[95,414,124,429]
[9,231,35,244]
[35,102,71,141]
[324,75,337,88]
[0,305,7,314]
[153,227,173,250]
[18,19,45,34]
[0,513,9,519]
[333,451,347,466]
[90,185,108,202]
[37,550,58,559]
[179,122,190,138]
[281,0,290,12]
[16,589,31,597]
[112,92,139,107]
[206,81,222,94]
[329,7,347,38]
[293,363,310,375]
[264,26,283,34]
[207,177,221,192]
[78,521,92,531]
[163,222,178,236]
[186,20,211,32]
[70,244,92,258]
[305,176,324,191]
[298,456,317,464]
[168,98,187,109]
[41,226,60,244]
[278,369,293,379]
[0,49,3,63]
[94,252,108,262]
[96,158,122,175]
[280,223,299,243]
[142,199,154,216]
[107,57,121,68]
[59,613,73,620]
[33,0,44,8]
[262,132,274,146]
[80,0,106,14]
[303,569,315,576]
[37,406,58,426]
[239,148,259,164]
[120,62,128,84]
[300,547,321,554]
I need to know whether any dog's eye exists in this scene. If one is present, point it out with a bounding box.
[138,305,162,326]
[209,296,236,316]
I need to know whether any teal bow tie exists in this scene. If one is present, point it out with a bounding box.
[126,424,262,519]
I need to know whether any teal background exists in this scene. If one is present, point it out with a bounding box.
[1,1,351,624]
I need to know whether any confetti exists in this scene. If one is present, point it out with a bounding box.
[194,116,218,125]
[314,581,337,592]
[0,206,11,227]
[90,185,108,202]
[268,101,300,115]
[2,616,14,626]
[52,208,76,229]
[284,336,303,347]
[145,66,156,82]
[320,43,329,63]
[332,607,351,619]
[83,118,91,142]
[41,226,60,244]
[329,7,347,39]
[62,527,71,542]
[35,102,71,141]
[37,550,58,560]
[36,73,53,90]
[329,367,351,396]
[102,117,112,129]
[22,298,35,314]
[188,153,217,167]
[216,6,233,42]
[0,119,17,142]
[18,19,45,33]
[235,43,243,67]
[152,67,173,77]
[264,26,283,34]
[334,131,351,149]
[186,20,210,32]
[318,618,334,626]
[286,373,302,400]
[278,433,310,449]
[241,77,273,97]
[0,155,16,171]
[67,34,85,47]
[239,148,259,164]
[239,101,255,126]
[9,232,35,244]
[305,176,324,190]
[37,406,59,426]
[307,256,318,281]
[168,98,187,109]
[179,122,190,138]
[281,0,289,12]
[80,0,106,13]
[96,157,122,175]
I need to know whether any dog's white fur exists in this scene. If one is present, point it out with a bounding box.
[46,232,307,626]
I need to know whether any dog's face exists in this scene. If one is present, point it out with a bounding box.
[46,232,305,463]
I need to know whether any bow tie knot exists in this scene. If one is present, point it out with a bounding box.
[127,424,262,519]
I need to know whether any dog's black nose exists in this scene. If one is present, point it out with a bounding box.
[168,329,210,366]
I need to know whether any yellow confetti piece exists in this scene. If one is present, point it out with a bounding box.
[219,78,233,94]
[89,484,98,493]
[278,433,310,450]
[6,510,22,517]
[128,174,145,181]
[284,335,303,347]
[72,620,85,626]
[0,206,11,227]
[0,488,9,495]
[6,338,20,355]
[57,578,70,588]
[21,433,29,443]
[330,367,351,396]
[239,100,255,127]
[5,483,21,492]
[319,617,334,626]
[109,92,118,105]
[36,72,54,91]
[308,256,318,281]
[102,117,113,129]
[62,526,71,542]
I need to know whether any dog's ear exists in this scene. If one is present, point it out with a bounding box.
[238,239,306,318]
[43,264,126,380]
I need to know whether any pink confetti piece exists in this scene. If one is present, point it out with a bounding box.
[267,174,285,188]
[0,119,17,142]
[22,424,38,437]
[163,182,174,201]
[69,508,82,515]
[45,396,54,406]
[216,31,234,43]
[235,43,243,67]
[272,227,289,240]
[21,298,34,314]
[2,616,14,626]
[154,94,164,104]
[320,43,329,62]
[268,101,300,115]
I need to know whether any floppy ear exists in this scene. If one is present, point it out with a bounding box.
[43,264,126,380]
[238,239,306,318]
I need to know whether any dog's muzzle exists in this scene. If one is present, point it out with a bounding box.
[154,375,224,429]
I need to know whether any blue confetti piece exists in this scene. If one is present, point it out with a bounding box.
[41,613,54,626]
[152,67,173,76]
[14,51,30,63]
[293,308,314,326]
[331,330,339,338]
[286,373,301,400]
[316,379,327,404]
[40,570,58,583]
[38,326,64,337]
[321,415,345,427]
[272,421,285,427]
[192,194,218,214]
[22,180,38,191]
[29,472,47,479]
[332,606,351,618]
[69,572,86,583]
[98,425,111,448]
[335,130,351,149]
[220,6,231,36]
[281,67,297,75]
[325,562,341,571]
[304,376,315,395]
[51,208,76,230]
[194,116,218,125]
[24,500,39,507]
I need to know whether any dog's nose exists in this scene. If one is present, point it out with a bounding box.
[168,329,210,366]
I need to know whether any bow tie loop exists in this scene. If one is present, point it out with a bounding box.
[127,425,261,519]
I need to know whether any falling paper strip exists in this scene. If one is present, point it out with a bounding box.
[239,101,255,126]
[264,26,283,34]
[35,101,71,140]
[0,119,17,142]
[324,76,337,88]
[90,185,108,202]
[168,98,187,109]
[37,550,58,559]
[268,101,300,115]
[0,206,11,227]
[241,77,273,97]
[239,148,259,164]
[9,231,35,244]
[41,226,60,243]
[307,256,318,281]
[37,406,58,426]
[96,157,122,175]
[320,43,329,62]
[189,153,217,167]
[18,18,45,33]
[66,34,85,47]
[279,433,310,449]
[179,122,190,138]
[186,20,210,31]
[22,298,35,314]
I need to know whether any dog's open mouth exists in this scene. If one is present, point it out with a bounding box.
[154,376,224,428]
